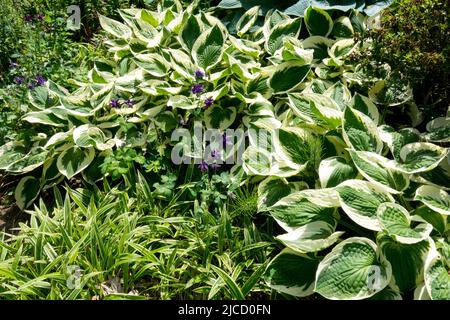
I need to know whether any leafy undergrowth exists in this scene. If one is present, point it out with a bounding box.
[0,0,449,300]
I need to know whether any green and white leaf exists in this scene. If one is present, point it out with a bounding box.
[264,249,320,297]
[99,15,132,39]
[377,203,433,244]
[57,146,95,179]
[319,156,356,188]
[192,25,225,71]
[414,185,450,215]
[15,176,41,210]
[343,106,383,153]
[315,237,392,300]
[268,62,310,94]
[348,150,409,194]
[304,7,333,37]
[277,221,344,253]
[336,180,395,231]
[396,142,448,174]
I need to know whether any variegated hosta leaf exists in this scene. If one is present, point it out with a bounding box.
[324,81,351,111]
[376,203,433,244]
[417,155,450,190]
[192,25,225,71]
[204,105,236,130]
[277,221,344,253]
[0,142,26,170]
[269,192,337,232]
[133,54,170,78]
[378,234,430,293]
[331,16,354,38]
[73,125,114,151]
[99,15,132,40]
[319,156,356,188]
[23,110,66,127]
[378,125,421,161]
[424,117,450,143]
[304,7,333,37]
[242,146,303,177]
[315,237,392,300]
[348,150,409,194]
[5,147,48,174]
[236,5,259,36]
[179,14,202,51]
[14,176,41,210]
[28,86,59,110]
[414,185,450,215]
[302,36,334,61]
[412,206,446,235]
[424,248,450,300]
[351,93,380,124]
[257,177,300,212]
[265,18,302,55]
[167,95,196,110]
[396,142,449,174]
[268,62,310,94]
[57,146,95,179]
[342,106,383,153]
[336,180,395,231]
[281,37,314,65]
[328,38,356,65]
[264,249,320,297]
[273,127,322,169]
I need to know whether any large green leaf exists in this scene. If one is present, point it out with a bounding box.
[57,146,95,179]
[336,180,395,231]
[319,156,356,188]
[99,15,132,39]
[258,177,299,212]
[265,18,302,54]
[73,125,114,151]
[414,185,450,215]
[377,203,433,244]
[204,105,236,130]
[180,14,202,51]
[343,106,383,153]
[315,237,392,300]
[273,127,321,168]
[396,143,448,174]
[269,191,337,231]
[268,62,310,94]
[192,25,225,71]
[378,234,430,293]
[277,221,344,253]
[348,150,409,194]
[424,248,450,300]
[14,176,41,210]
[265,249,320,297]
[304,7,333,37]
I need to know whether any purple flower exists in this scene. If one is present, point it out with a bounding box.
[24,15,33,23]
[191,83,204,95]
[210,163,221,171]
[35,75,47,86]
[124,99,135,107]
[194,70,205,79]
[34,14,45,21]
[198,161,209,172]
[9,61,19,69]
[14,76,25,85]
[109,99,121,108]
[211,149,221,159]
[27,82,37,90]
[204,97,214,109]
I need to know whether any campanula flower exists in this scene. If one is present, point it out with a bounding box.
[198,161,209,172]
[211,149,221,159]
[109,99,121,108]
[24,15,33,23]
[14,76,25,85]
[36,75,47,86]
[204,97,214,109]
[124,99,135,107]
[194,70,205,79]
[27,82,36,90]
[191,83,204,95]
